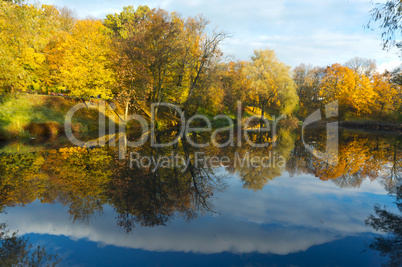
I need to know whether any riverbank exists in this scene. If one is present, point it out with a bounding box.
[1,94,401,141]
[0,94,123,141]
[305,120,402,134]
[339,121,402,132]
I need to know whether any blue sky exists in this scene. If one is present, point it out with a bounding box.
[36,0,402,70]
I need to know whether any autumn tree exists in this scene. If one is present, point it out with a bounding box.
[319,64,376,118]
[56,6,76,33]
[371,72,402,119]
[47,19,116,98]
[105,6,227,121]
[129,9,185,115]
[221,61,251,114]
[244,49,298,123]
[293,64,323,117]
[180,22,228,117]
[0,1,80,95]
[106,7,186,119]
[0,2,61,93]
[103,6,151,119]
[104,5,150,39]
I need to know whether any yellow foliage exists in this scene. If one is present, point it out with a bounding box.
[372,72,402,118]
[51,20,116,98]
[320,64,376,116]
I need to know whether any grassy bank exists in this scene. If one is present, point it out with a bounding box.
[0,94,122,141]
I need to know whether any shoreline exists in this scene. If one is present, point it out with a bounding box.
[305,120,402,134]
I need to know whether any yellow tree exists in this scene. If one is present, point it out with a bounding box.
[320,64,375,118]
[0,2,61,93]
[179,17,228,116]
[51,19,115,98]
[107,7,185,118]
[220,61,251,114]
[106,7,227,120]
[371,72,402,119]
[244,49,298,121]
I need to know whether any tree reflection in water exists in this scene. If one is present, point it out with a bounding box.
[0,128,400,236]
[107,132,228,232]
[0,223,60,266]
[287,128,401,189]
[366,185,402,267]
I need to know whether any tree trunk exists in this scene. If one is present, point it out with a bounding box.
[260,104,265,130]
[125,101,129,121]
[379,103,384,120]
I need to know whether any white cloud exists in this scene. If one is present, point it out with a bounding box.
[0,175,392,256]
[377,59,402,73]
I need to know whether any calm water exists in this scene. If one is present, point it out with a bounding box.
[0,128,401,266]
